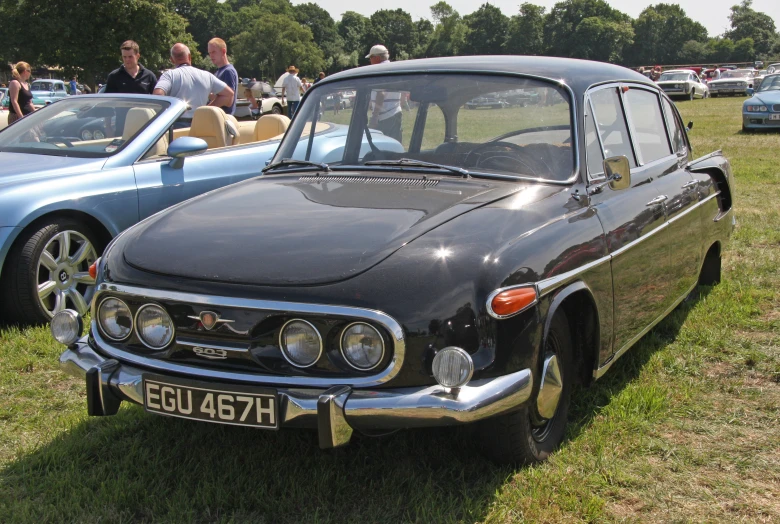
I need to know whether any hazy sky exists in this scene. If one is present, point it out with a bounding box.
[299,0,779,39]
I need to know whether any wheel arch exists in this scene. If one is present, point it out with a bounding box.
[542,281,601,387]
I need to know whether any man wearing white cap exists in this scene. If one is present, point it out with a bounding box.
[366,44,403,142]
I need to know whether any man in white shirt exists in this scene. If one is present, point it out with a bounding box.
[280,65,304,118]
[366,45,403,143]
[153,43,234,124]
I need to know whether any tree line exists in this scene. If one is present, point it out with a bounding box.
[1,0,778,87]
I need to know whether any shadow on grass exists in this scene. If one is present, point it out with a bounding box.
[0,290,710,522]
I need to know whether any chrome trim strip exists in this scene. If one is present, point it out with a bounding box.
[485,284,539,319]
[90,283,406,388]
[594,280,697,379]
[536,256,611,297]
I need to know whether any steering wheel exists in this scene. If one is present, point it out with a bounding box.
[44,137,75,148]
[464,141,540,176]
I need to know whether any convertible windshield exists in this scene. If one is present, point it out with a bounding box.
[757,75,780,92]
[720,70,751,79]
[272,73,573,181]
[0,97,169,157]
[659,73,690,81]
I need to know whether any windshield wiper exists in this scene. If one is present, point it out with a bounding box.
[262,159,330,173]
[364,158,470,178]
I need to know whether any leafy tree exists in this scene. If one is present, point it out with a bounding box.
[1,0,201,86]
[427,2,468,57]
[231,12,324,80]
[338,11,370,58]
[732,37,755,61]
[505,3,547,55]
[294,3,345,72]
[462,3,509,55]
[411,19,435,58]
[170,0,234,57]
[544,0,634,61]
[678,39,710,63]
[707,38,736,62]
[626,4,708,66]
[726,0,778,57]
[364,9,415,61]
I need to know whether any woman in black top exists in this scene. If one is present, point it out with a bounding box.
[8,61,34,125]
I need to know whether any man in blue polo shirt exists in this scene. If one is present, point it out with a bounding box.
[208,37,238,115]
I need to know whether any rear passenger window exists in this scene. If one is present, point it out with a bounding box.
[589,88,636,167]
[624,89,672,163]
[662,98,685,154]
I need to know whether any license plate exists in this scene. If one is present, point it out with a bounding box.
[770,114,780,120]
[719,89,732,93]
[143,376,278,429]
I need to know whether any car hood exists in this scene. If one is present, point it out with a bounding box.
[0,152,104,187]
[745,92,780,106]
[121,173,531,286]
[709,78,749,84]
[657,80,690,85]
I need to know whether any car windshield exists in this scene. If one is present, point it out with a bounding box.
[659,73,689,81]
[720,71,750,79]
[757,75,780,92]
[273,73,573,181]
[31,81,55,91]
[0,97,169,158]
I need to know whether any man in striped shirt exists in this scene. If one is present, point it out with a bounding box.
[367,45,403,143]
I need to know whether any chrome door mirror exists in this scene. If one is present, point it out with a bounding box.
[603,156,631,190]
[167,136,208,169]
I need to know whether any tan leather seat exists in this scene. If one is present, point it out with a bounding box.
[254,114,290,141]
[189,106,229,149]
[123,107,155,139]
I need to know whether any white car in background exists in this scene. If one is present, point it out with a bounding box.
[708,69,756,97]
[656,69,708,100]
[236,80,285,118]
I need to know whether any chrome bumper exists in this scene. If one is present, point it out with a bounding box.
[60,338,533,449]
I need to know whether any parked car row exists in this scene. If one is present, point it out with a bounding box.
[29,56,735,465]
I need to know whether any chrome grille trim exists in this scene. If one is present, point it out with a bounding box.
[89,283,406,388]
[299,175,439,187]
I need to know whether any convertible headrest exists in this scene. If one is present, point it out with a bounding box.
[189,106,228,149]
[123,107,156,139]
[254,114,290,141]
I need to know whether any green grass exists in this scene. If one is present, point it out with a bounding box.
[1,96,778,522]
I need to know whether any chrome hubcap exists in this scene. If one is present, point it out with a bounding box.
[536,353,563,419]
[37,230,97,318]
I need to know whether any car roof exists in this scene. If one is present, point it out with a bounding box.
[662,70,694,74]
[325,55,653,95]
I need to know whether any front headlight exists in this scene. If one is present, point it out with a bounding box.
[98,297,133,341]
[745,105,768,112]
[341,323,385,370]
[135,304,174,349]
[280,319,322,367]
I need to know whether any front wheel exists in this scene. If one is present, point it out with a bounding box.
[1,219,101,324]
[271,104,282,115]
[477,311,574,465]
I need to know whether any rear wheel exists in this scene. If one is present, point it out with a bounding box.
[271,104,282,115]
[1,219,100,324]
[477,312,573,465]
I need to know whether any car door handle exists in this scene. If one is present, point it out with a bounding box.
[681,180,699,190]
[646,195,668,206]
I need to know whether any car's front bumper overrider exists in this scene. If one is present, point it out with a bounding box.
[60,338,533,449]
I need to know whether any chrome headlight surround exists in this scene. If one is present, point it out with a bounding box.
[97,297,133,342]
[279,319,323,368]
[339,322,385,371]
[134,303,175,350]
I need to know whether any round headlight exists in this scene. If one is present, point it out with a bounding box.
[341,322,385,370]
[51,309,83,346]
[98,297,133,341]
[279,319,322,367]
[760,105,767,111]
[432,347,474,389]
[135,304,174,349]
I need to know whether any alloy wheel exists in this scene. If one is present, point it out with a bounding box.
[36,230,97,317]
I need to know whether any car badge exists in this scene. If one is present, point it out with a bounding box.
[187,311,235,331]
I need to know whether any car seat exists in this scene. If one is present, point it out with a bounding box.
[122,107,156,139]
[189,106,229,149]
[254,114,290,141]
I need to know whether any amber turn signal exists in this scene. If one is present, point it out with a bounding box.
[490,287,537,317]
[88,261,98,280]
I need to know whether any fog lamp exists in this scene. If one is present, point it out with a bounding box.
[432,347,474,389]
[135,304,174,349]
[280,319,322,367]
[341,322,384,370]
[51,309,83,346]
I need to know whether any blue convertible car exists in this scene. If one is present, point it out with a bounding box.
[743,73,780,131]
[0,94,402,323]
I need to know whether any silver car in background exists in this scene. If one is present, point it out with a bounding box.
[708,69,757,97]
[656,69,708,100]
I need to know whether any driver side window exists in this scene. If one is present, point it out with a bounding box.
[589,87,636,167]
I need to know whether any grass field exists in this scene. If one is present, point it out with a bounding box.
[1,96,778,523]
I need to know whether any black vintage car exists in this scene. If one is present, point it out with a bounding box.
[53,56,734,465]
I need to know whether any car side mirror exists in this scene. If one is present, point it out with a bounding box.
[747,88,755,96]
[167,137,208,169]
[603,156,631,191]
[687,121,694,131]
